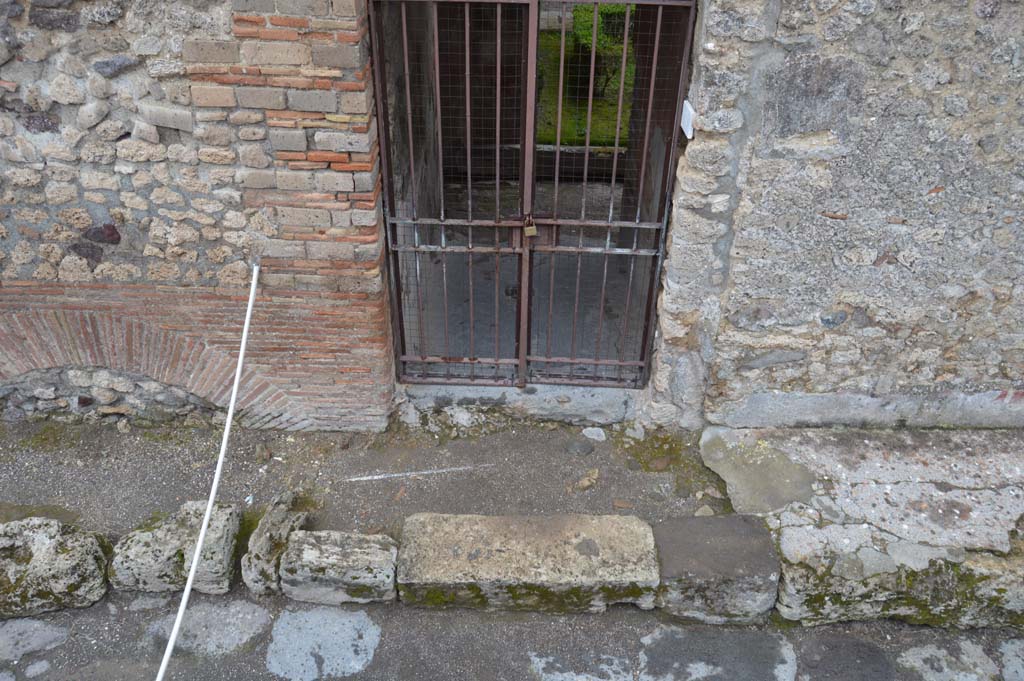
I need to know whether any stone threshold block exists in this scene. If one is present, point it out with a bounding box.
[1,518,109,619]
[280,531,397,605]
[108,501,241,594]
[653,516,780,624]
[396,513,660,613]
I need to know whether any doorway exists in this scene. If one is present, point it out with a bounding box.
[370,0,696,388]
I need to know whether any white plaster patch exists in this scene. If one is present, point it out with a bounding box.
[528,653,632,680]
[775,639,798,681]
[897,641,1000,681]
[0,619,68,662]
[146,600,271,656]
[1000,640,1024,681]
[685,662,723,680]
[265,608,380,681]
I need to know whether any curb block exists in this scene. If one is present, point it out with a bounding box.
[396,513,659,613]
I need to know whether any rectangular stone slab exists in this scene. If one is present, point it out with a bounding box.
[653,515,780,624]
[397,513,659,613]
[280,531,397,605]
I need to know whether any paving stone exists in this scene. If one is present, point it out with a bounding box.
[0,518,108,618]
[145,600,271,656]
[280,531,397,605]
[241,492,309,597]
[397,513,659,612]
[108,501,240,595]
[0,619,68,661]
[653,515,780,624]
[265,608,380,681]
[639,626,797,681]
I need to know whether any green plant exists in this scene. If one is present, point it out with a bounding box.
[571,4,629,99]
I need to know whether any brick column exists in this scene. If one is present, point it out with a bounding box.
[183,0,394,430]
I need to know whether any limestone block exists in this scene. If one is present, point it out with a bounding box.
[280,531,397,605]
[241,492,309,597]
[653,516,779,624]
[108,502,240,594]
[397,513,659,612]
[0,518,108,619]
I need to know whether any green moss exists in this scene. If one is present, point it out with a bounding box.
[598,582,649,602]
[346,584,377,600]
[134,511,170,533]
[19,422,74,450]
[233,508,265,566]
[504,584,595,612]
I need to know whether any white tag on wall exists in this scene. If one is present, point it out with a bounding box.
[680,100,695,140]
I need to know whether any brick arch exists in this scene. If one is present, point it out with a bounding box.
[0,309,314,430]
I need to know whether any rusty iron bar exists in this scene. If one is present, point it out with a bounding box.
[517,0,539,385]
[400,2,418,220]
[432,2,447,221]
[634,4,663,224]
[552,1,567,218]
[607,2,632,222]
[579,3,599,221]
[494,4,502,221]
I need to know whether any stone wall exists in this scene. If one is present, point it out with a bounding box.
[0,0,393,430]
[643,0,1024,430]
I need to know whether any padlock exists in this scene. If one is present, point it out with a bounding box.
[523,215,537,238]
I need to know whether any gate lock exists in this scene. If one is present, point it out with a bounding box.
[523,214,537,238]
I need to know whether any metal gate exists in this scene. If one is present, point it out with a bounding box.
[370,0,696,387]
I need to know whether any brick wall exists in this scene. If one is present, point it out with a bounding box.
[0,0,394,431]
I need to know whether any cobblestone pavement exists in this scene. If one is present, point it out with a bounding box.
[1,590,1022,681]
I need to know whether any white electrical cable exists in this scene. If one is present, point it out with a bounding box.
[155,262,260,681]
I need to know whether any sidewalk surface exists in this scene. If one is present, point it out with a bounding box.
[1,419,1023,680]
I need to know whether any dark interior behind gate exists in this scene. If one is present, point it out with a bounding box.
[371,0,696,388]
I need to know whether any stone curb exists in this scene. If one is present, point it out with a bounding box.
[1,505,779,624]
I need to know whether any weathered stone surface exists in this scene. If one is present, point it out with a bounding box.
[280,531,396,605]
[108,501,240,594]
[711,428,1024,628]
[700,427,815,514]
[241,492,308,597]
[0,518,108,618]
[397,513,659,612]
[654,516,780,624]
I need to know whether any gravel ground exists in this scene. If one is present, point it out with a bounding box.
[0,419,722,538]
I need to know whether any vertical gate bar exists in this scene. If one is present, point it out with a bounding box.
[494,4,501,220]
[579,3,599,220]
[606,2,632,222]
[640,5,698,384]
[369,0,397,219]
[493,231,500,379]
[517,0,539,386]
[468,229,475,378]
[616,227,639,381]
[552,2,567,218]
[369,0,406,379]
[413,225,428,363]
[440,225,451,376]
[593,226,611,375]
[569,229,582,363]
[545,224,558,358]
[633,5,663,224]
[464,3,473,221]
[432,2,447,221]
[401,2,419,219]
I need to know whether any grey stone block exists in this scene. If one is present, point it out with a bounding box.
[397,513,659,612]
[183,40,240,64]
[241,492,309,597]
[313,129,371,153]
[0,518,108,618]
[236,87,287,110]
[287,89,338,113]
[108,502,241,595]
[280,531,397,605]
[269,129,307,152]
[236,168,277,189]
[139,101,193,133]
[653,516,780,624]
